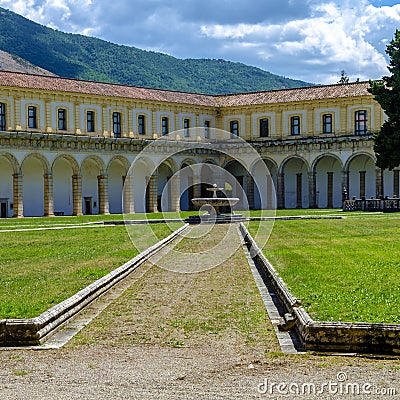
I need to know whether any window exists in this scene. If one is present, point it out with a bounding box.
[204,120,210,138]
[0,103,5,131]
[355,110,368,135]
[87,111,95,132]
[58,108,67,130]
[183,118,190,137]
[322,114,333,134]
[28,106,37,129]
[259,118,269,137]
[290,116,300,135]
[138,114,146,135]
[162,116,169,136]
[113,112,121,138]
[230,120,239,136]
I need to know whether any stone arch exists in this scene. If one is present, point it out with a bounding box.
[224,159,249,209]
[108,156,130,214]
[51,154,79,175]
[281,156,310,209]
[251,158,278,210]
[21,153,51,216]
[52,154,79,216]
[80,156,106,215]
[0,152,20,174]
[346,153,376,199]
[129,157,155,213]
[21,152,50,173]
[0,152,20,218]
[80,155,106,175]
[313,154,343,208]
[180,160,197,211]
[158,161,175,212]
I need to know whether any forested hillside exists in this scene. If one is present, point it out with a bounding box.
[0,7,312,94]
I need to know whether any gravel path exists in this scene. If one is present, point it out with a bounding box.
[1,225,399,399]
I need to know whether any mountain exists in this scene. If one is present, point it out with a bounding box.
[0,50,56,76]
[0,7,312,94]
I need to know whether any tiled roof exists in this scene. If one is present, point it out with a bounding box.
[216,82,373,107]
[0,70,216,107]
[0,70,373,108]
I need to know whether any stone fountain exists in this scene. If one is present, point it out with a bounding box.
[186,184,244,224]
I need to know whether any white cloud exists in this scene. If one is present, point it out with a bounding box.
[0,0,399,84]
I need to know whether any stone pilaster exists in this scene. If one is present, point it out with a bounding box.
[308,171,316,208]
[43,173,54,217]
[193,173,201,198]
[342,170,349,202]
[147,174,158,213]
[277,173,285,209]
[12,173,23,218]
[72,174,83,216]
[170,175,181,212]
[376,168,383,198]
[359,171,366,198]
[266,175,274,209]
[246,174,255,210]
[394,169,399,198]
[97,174,110,215]
[327,172,334,208]
[296,173,302,208]
[122,175,135,214]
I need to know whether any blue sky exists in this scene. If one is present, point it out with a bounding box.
[1,0,400,84]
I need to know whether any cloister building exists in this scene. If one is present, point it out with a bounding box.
[0,70,392,217]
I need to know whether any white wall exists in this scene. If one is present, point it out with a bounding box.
[53,158,73,215]
[108,161,125,214]
[0,156,13,217]
[22,157,44,216]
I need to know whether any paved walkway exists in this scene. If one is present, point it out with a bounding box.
[0,224,399,399]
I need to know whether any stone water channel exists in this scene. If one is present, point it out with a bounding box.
[39,222,299,354]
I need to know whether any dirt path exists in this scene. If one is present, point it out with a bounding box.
[0,224,399,399]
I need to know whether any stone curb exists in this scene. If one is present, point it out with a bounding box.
[0,224,189,347]
[238,223,400,355]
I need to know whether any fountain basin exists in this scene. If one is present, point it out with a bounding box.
[191,197,239,214]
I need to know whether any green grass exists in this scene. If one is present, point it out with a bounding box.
[0,222,180,318]
[249,214,400,323]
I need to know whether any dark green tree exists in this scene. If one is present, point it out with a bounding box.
[337,70,349,84]
[369,29,400,169]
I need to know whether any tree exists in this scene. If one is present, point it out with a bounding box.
[369,29,400,169]
[337,70,349,84]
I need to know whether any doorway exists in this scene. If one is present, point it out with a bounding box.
[0,201,7,218]
[84,197,92,215]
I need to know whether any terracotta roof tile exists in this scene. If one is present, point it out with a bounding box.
[0,70,217,107]
[215,82,373,107]
[0,71,373,108]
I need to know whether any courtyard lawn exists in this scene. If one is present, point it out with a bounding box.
[249,214,400,324]
[0,222,182,319]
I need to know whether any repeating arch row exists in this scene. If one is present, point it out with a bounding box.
[0,150,396,217]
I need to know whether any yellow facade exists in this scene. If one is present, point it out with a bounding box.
[0,71,391,217]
